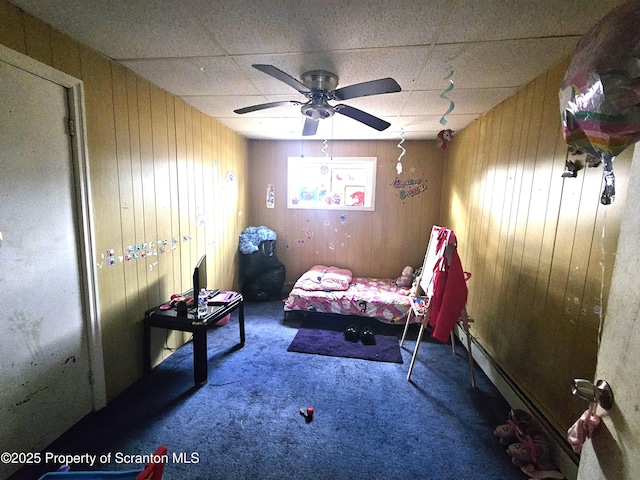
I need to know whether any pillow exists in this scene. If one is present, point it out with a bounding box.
[295,265,353,291]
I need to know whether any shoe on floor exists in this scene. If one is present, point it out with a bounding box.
[361,326,376,345]
[345,324,360,342]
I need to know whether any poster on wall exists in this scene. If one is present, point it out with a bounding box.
[287,157,377,211]
[266,184,275,208]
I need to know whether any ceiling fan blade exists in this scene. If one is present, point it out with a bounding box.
[332,77,401,101]
[234,100,301,114]
[302,117,319,136]
[335,104,391,131]
[252,64,311,94]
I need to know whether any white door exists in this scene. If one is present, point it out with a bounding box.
[0,51,97,478]
[576,144,640,478]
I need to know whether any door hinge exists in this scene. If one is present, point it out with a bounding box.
[68,118,76,137]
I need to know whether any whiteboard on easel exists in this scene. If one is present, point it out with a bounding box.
[418,225,450,297]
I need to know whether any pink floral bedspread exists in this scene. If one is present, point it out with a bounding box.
[284,277,416,324]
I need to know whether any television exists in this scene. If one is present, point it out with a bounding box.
[193,254,207,298]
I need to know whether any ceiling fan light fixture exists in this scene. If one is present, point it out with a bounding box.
[301,104,334,120]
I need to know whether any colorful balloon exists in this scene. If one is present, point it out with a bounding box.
[560,0,640,204]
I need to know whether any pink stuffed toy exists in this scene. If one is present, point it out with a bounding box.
[396,266,414,288]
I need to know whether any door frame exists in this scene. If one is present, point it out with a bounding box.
[0,43,106,410]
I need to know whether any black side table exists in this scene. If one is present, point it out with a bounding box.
[143,292,245,386]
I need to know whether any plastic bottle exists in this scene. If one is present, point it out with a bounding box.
[197,289,208,318]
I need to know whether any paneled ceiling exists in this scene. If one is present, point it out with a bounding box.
[10,0,627,140]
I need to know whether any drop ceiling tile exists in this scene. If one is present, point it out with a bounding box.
[194,0,450,55]
[10,0,225,58]
[119,57,251,96]
[416,38,579,91]
[441,0,628,43]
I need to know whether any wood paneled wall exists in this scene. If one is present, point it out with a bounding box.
[441,57,632,434]
[248,140,444,283]
[1,1,249,400]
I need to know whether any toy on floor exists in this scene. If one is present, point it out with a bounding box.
[493,408,533,446]
[506,428,555,470]
[494,409,565,479]
[300,406,314,422]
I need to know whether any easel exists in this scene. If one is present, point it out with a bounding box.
[400,226,476,387]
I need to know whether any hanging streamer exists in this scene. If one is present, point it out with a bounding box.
[320,116,334,160]
[322,138,329,158]
[396,128,406,174]
[439,68,456,126]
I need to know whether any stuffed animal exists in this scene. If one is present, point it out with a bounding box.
[506,428,557,472]
[396,266,414,288]
[495,409,564,479]
[493,408,533,445]
[436,129,454,149]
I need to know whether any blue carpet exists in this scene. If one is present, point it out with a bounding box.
[10,301,526,480]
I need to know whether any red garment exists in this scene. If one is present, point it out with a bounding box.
[428,231,468,343]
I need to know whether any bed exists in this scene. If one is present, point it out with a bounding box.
[283,265,416,324]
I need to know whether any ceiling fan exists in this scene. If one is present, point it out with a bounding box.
[234,64,402,136]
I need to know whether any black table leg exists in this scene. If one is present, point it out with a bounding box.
[192,328,208,386]
[143,319,151,373]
